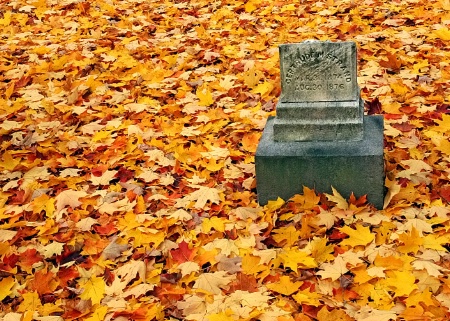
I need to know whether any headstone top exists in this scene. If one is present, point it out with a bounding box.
[279,41,357,103]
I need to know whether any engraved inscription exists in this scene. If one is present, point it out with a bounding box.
[283,49,353,93]
[280,42,357,102]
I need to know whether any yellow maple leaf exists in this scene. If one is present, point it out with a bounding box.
[434,114,450,133]
[196,86,214,106]
[434,27,450,40]
[85,305,108,321]
[79,276,106,305]
[340,224,374,247]
[308,237,334,264]
[0,151,20,171]
[397,227,423,254]
[243,68,264,88]
[184,186,222,209]
[266,275,302,296]
[293,288,322,306]
[18,292,42,312]
[316,306,353,321]
[0,277,14,301]
[272,225,301,247]
[390,82,409,96]
[325,187,348,210]
[242,254,267,275]
[266,197,285,211]
[244,1,257,13]
[423,233,448,251]
[0,11,11,26]
[291,186,320,210]
[31,194,55,218]
[278,247,317,272]
[382,270,417,297]
[252,82,274,97]
[405,289,436,307]
[207,311,235,321]
[242,132,261,153]
[202,216,228,233]
[193,271,234,295]
[317,256,349,281]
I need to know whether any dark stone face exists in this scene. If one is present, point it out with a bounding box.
[279,41,357,103]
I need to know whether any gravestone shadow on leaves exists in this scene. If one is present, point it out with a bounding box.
[256,40,385,209]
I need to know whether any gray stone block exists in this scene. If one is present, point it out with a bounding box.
[275,99,363,121]
[256,116,385,209]
[273,118,364,142]
[279,42,358,103]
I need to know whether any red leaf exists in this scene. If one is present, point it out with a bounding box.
[439,185,450,203]
[19,249,43,271]
[399,105,417,114]
[379,52,402,71]
[392,122,415,132]
[94,222,118,236]
[116,167,134,182]
[58,266,80,287]
[365,97,382,115]
[170,241,195,263]
[329,229,347,241]
[227,273,258,293]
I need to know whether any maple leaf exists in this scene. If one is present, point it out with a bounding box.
[381,270,417,297]
[317,256,348,281]
[29,268,58,295]
[85,305,108,321]
[184,186,222,209]
[0,277,15,301]
[278,247,318,272]
[339,224,375,247]
[397,227,423,254]
[55,189,88,214]
[0,151,20,171]
[171,241,196,263]
[17,291,42,312]
[379,52,402,72]
[193,271,235,295]
[196,85,214,106]
[317,307,353,321]
[266,275,302,295]
[293,288,322,306]
[272,225,301,247]
[79,276,106,305]
[325,187,348,210]
[308,237,334,264]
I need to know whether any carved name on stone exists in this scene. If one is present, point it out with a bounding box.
[279,42,357,102]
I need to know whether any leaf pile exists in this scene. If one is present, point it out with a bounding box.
[1,0,450,320]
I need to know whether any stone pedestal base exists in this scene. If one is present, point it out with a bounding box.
[256,115,385,209]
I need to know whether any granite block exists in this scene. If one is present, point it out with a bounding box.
[256,116,385,208]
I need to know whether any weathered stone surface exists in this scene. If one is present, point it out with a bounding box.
[255,40,385,208]
[274,41,364,142]
[273,118,363,141]
[279,41,357,103]
[256,116,385,208]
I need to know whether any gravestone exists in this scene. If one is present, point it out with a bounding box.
[256,41,385,209]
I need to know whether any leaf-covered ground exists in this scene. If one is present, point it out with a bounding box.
[1,0,450,320]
